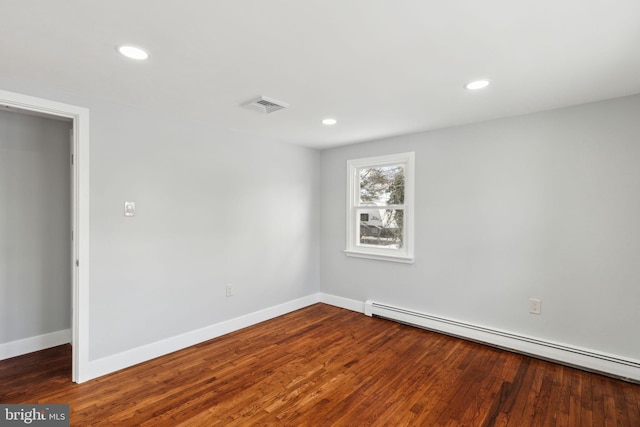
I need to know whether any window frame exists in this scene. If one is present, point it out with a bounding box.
[345,152,415,263]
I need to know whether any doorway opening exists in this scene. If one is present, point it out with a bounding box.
[0,89,89,383]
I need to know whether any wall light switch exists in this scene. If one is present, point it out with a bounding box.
[124,201,136,217]
[529,298,541,314]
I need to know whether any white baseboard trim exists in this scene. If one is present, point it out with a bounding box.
[41,294,640,383]
[319,293,365,313]
[360,299,640,383]
[0,329,71,361]
[81,293,320,383]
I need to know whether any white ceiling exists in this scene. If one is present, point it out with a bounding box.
[2,1,640,149]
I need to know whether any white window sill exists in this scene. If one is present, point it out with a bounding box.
[344,250,415,264]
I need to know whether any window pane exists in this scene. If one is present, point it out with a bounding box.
[358,208,404,248]
[359,165,404,205]
[346,152,414,262]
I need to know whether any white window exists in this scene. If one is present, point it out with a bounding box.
[345,152,415,263]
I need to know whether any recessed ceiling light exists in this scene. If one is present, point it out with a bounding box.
[322,118,337,125]
[465,79,490,90]
[118,45,149,60]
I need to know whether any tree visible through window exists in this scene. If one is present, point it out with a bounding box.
[359,165,405,248]
[346,152,414,263]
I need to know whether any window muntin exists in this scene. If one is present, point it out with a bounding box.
[346,152,414,263]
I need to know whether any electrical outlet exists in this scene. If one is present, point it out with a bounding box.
[529,298,541,314]
[226,283,234,297]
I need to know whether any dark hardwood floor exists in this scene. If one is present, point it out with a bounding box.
[1,303,639,426]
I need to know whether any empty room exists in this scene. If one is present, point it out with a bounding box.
[1,1,640,425]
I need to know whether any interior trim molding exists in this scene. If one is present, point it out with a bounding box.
[319,293,365,313]
[0,329,71,361]
[26,294,638,383]
[81,294,321,383]
[0,89,90,384]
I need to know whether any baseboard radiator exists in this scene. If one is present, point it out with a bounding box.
[364,300,640,383]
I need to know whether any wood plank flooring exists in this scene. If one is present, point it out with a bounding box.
[1,303,639,426]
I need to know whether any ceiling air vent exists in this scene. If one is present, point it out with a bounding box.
[244,96,289,114]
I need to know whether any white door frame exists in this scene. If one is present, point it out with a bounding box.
[0,89,90,383]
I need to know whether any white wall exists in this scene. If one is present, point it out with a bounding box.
[320,94,640,361]
[0,110,71,343]
[0,78,320,363]
[87,102,321,360]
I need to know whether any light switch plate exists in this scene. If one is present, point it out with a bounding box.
[529,298,541,314]
[124,201,136,217]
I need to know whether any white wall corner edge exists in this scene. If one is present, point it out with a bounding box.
[80,293,321,383]
[359,299,640,383]
[0,329,72,361]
